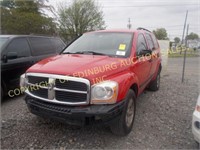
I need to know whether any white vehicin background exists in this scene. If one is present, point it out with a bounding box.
[192,94,200,144]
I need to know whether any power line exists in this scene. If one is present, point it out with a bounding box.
[163,28,199,31]
[98,0,197,1]
[98,0,198,3]
[145,25,184,28]
[102,4,197,8]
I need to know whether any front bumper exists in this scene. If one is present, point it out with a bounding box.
[192,110,200,143]
[25,95,125,126]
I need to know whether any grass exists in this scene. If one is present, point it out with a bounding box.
[168,49,200,58]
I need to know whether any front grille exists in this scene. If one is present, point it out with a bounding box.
[55,79,87,91]
[26,73,90,105]
[28,76,48,85]
[55,91,87,102]
[30,88,48,99]
[27,76,48,99]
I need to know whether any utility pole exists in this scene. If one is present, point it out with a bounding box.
[127,18,132,29]
[182,24,189,83]
[180,10,188,54]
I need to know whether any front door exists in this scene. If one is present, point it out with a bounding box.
[132,33,152,90]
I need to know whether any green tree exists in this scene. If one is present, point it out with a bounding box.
[153,28,168,40]
[174,37,180,43]
[0,0,57,35]
[186,32,199,40]
[0,0,15,8]
[58,0,106,41]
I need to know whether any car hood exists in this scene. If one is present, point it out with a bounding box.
[27,54,127,83]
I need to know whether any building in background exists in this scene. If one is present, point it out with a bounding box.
[188,39,200,50]
[158,40,170,74]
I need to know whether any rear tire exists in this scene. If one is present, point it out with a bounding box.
[149,70,160,91]
[110,90,136,136]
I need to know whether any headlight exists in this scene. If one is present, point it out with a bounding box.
[196,105,200,112]
[20,74,27,88]
[91,81,118,104]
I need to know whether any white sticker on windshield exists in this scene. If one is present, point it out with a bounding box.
[116,51,126,56]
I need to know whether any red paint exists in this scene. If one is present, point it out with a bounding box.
[27,30,161,102]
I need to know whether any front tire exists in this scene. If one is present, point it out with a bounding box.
[195,141,200,149]
[1,85,3,100]
[110,89,136,136]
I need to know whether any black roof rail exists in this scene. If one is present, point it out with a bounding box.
[137,27,151,33]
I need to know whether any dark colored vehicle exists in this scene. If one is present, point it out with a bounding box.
[21,28,162,136]
[1,35,66,98]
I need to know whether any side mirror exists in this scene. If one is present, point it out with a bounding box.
[1,55,7,63]
[139,49,152,56]
[7,52,18,60]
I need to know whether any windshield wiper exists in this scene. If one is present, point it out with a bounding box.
[62,52,76,54]
[74,51,106,56]
[63,51,107,56]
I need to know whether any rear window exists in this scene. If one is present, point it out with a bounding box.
[29,37,55,56]
[51,38,66,53]
[0,37,9,51]
[151,34,159,49]
[6,38,31,57]
[145,33,154,50]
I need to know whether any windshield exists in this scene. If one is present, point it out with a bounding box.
[0,37,9,51]
[63,32,133,57]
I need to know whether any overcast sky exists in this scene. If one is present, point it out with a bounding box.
[48,0,199,40]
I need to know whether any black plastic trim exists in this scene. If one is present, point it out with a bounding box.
[25,96,126,126]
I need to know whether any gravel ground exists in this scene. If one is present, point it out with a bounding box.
[1,57,200,149]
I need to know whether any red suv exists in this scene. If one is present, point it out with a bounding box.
[20,28,162,136]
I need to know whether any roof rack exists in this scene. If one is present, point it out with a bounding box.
[137,27,151,33]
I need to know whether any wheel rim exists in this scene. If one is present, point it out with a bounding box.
[157,73,160,88]
[125,98,134,127]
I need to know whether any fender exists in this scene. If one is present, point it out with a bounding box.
[151,60,162,81]
[106,71,139,102]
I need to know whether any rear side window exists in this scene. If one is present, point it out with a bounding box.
[151,34,159,49]
[51,38,66,53]
[136,34,147,55]
[29,37,55,56]
[145,33,154,50]
[6,38,31,57]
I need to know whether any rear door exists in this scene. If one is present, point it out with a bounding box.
[133,33,152,89]
[145,33,159,76]
[1,37,32,86]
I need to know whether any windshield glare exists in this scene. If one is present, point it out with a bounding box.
[63,32,133,57]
